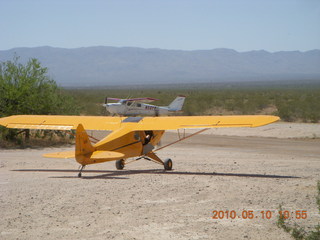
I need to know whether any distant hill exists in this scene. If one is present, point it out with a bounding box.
[0,46,319,87]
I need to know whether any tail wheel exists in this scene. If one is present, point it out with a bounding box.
[164,158,173,170]
[116,159,125,170]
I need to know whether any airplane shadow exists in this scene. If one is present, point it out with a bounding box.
[12,168,300,180]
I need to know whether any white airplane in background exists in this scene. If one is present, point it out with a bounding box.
[104,96,186,116]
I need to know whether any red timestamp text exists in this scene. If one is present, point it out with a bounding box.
[212,210,308,220]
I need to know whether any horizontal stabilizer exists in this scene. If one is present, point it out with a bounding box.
[43,151,75,159]
[43,150,124,161]
[90,151,125,160]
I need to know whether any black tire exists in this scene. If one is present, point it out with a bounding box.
[115,159,125,170]
[164,158,173,170]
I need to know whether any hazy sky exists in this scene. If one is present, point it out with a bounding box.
[1,0,320,52]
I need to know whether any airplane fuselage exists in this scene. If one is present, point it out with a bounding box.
[105,96,185,116]
[106,102,170,116]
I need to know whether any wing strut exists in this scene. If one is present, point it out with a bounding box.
[154,128,210,152]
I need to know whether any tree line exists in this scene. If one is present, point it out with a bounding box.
[0,56,79,145]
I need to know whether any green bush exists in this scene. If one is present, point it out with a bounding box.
[0,56,79,144]
[277,181,320,240]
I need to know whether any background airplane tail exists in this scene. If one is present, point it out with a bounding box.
[168,96,186,111]
[75,124,95,165]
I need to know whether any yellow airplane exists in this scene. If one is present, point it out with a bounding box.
[0,115,279,177]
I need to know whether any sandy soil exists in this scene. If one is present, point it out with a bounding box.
[0,122,319,240]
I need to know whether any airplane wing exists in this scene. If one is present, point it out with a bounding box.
[107,97,158,103]
[122,115,280,130]
[107,97,122,102]
[125,97,159,103]
[0,115,123,131]
[0,115,279,131]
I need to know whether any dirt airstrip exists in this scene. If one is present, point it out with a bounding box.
[0,122,320,240]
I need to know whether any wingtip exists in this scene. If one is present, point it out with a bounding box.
[252,115,280,127]
[270,115,281,123]
[0,116,9,127]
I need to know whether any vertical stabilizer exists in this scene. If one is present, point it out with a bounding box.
[168,96,186,111]
[75,124,95,165]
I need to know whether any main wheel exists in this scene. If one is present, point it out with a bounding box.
[115,159,125,170]
[164,158,173,170]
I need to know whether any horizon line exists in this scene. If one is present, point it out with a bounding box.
[1,45,320,54]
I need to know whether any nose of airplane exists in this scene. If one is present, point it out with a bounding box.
[105,103,117,114]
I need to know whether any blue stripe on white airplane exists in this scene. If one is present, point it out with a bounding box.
[103,96,186,116]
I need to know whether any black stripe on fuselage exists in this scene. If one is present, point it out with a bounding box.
[111,140,142,151]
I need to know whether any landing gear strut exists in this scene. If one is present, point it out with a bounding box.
[78,165,86,178]
[115,155,173,171]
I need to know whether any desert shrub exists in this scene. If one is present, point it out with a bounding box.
[0,56,79,145]
[277,181,320,240]
[64,87,320,123]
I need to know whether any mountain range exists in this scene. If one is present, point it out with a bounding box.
[0,46,319,87]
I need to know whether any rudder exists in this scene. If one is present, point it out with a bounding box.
[75,124,95,165]
[168,96,186,111]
